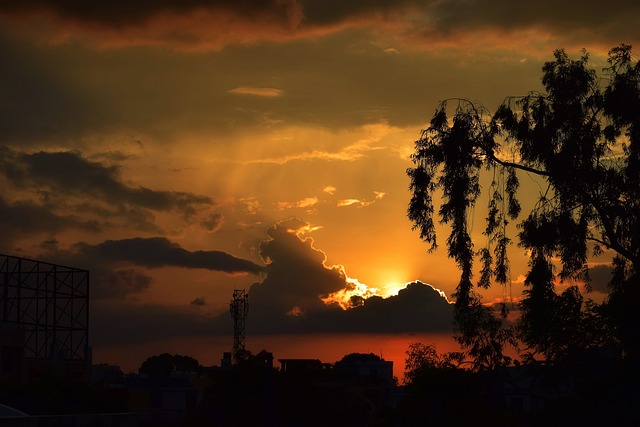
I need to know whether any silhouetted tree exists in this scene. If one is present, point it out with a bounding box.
[338,352,381,363]
[138,353,200,376]
[407,44,639,363]
[404,343,463,383]
[400,343,502,425]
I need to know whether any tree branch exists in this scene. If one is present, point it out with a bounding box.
[485,151,551,177]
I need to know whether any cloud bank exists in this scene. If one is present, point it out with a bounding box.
[210,218,454,335]
[73,237,265,275]
[0,146,219,247]
[1,0,637,52]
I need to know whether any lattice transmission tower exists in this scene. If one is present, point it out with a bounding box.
[229,289,248,365]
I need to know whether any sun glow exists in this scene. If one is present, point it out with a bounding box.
[322,269,433,310]
[380,281,406,297]
[321,277,379,310]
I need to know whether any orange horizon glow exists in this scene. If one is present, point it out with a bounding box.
[93,332,462,382]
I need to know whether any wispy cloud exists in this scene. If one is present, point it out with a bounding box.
[228,87,284,97]
[276,197,319,211]
[323,186,337,195]
[337,191,386,208]
[244,138,385,165]
[374,191,386,199]
[337,199,371,208]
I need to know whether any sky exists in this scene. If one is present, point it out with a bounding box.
[1,0,637,375]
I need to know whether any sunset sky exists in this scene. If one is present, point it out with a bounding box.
[1,0,637,375]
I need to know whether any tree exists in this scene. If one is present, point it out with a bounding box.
[407,44,640,362]
[404,343,463,383]
[138,353,200,376]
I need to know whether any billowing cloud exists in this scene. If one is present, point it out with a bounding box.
[249,218,349,315]
[334,281,454,333]
[207,218,454,334]
[73,237,265,274]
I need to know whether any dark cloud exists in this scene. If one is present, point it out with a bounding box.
[95,269,153,299]
[201,212,223,232]
[301,0,640,46]
[428,0,639,34]
[10,0,635,39]
[0,0,300,27]
[0,146,218,241]
[33,235,263,300]
[301,0,436,25]
[207,218,453,335]
[300,0,412,25]
[250,217,349,315]
[2,0,637,51]
[191,297,207,306]
[0,196,101,249]
[337,282,454,333]
[1,148,212,215]
[73,237,265,275]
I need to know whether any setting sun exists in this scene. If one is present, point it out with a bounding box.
[381,281,407,297]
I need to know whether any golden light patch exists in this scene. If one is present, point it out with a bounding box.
[337,198,368,207]
[323,186,337,195]
[380,281,405,297]
[321,277,379,310]
[228,87,284,97]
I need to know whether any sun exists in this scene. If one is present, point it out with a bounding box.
[380,281,406,297]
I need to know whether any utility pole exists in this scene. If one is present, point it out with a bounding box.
[229,289,248,365]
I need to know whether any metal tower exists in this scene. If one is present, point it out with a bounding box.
[229,289,248,364]
[0,254,90,361]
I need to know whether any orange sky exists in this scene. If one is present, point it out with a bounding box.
[0,0,634,373]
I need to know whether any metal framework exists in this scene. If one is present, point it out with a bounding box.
[0,254,90,361]
[229,289,248,364]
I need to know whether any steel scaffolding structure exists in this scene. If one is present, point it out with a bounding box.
[229,289,248,365]
[0,254,90,361]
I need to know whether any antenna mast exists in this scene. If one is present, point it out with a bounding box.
[229,289,249,365]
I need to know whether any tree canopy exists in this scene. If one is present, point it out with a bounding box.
[407,44,640,363]
[138,353,200,376]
